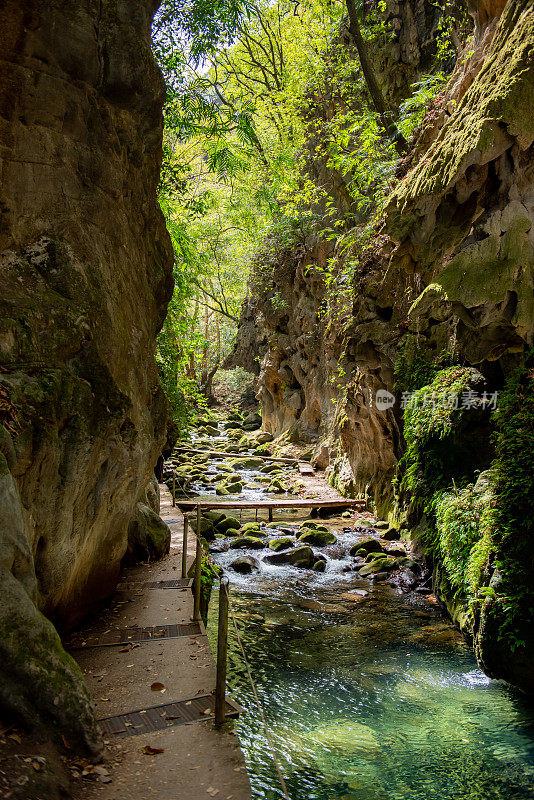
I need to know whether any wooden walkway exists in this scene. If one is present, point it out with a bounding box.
[175,497,365,521]
[175,447,298,465]
[72,487,252,800]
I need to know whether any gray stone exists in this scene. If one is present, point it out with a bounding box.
[231,556,260,574]
[125,503,172,563]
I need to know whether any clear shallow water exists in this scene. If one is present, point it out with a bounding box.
[193,422,534,799]
[207,583,534,800]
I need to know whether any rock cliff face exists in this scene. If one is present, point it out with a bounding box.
[230,0,534,692]
[0,0,173,750]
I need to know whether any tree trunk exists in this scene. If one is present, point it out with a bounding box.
[345,0,408,156]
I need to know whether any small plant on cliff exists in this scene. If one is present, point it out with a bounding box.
[393,335,457,393]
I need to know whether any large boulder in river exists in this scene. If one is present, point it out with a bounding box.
[228,456,266,470]
[231,556,260,574]
[350,539,384,556]
[265,545,315,568]
[358,556,398,575]
[298,529,337,546]
[216,515,242,533]
[230,536,265,550]
[269,537,294,552]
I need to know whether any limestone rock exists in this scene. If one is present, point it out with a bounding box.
[124,503,171,564]
[0,0,172,748]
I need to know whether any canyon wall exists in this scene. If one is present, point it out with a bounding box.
[0,0,173,750]
[230,0,534,692]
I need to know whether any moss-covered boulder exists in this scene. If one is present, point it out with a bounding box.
[216,515,241,533]
[240,522,263,535]
[299,521,329,533]
[359,556,398,576]
[224,480,243,493]
[228,456,265,470]
[349,539,384,557]
[229,536,265,550]
[298,529,337,546]
[268,537,294,552]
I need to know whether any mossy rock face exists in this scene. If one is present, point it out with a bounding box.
[349,539,384,556]
[125,503,172,563]
[229,536,265,550]
[0,468,101,755]
[216,515,241,532]
[269,537,294,552]
[298,529,337,546]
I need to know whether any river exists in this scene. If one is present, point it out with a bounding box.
[181,417,534,800]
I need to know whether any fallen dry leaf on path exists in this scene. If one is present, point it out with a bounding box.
[142,745,165,756]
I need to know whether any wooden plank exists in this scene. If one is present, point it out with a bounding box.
[175,498,365,511]
[174,447,298,465]
[298,461,315,475]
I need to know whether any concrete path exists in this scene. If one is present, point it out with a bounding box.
[72,486,251,800]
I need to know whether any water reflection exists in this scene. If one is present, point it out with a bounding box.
[207,585,534,800]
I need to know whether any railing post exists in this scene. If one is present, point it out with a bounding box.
[181,515,188,579]
[172,470,176,507]
[215,577,229,726]
[193,505,202,622]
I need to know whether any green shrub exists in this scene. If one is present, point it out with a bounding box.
[398,366,483,503]
[433,483,488,596]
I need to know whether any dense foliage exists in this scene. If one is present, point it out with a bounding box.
[151,0,466,425]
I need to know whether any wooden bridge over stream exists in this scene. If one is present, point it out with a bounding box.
[174,497,366,521]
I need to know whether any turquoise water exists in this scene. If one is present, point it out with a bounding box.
[207,582,534,800]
